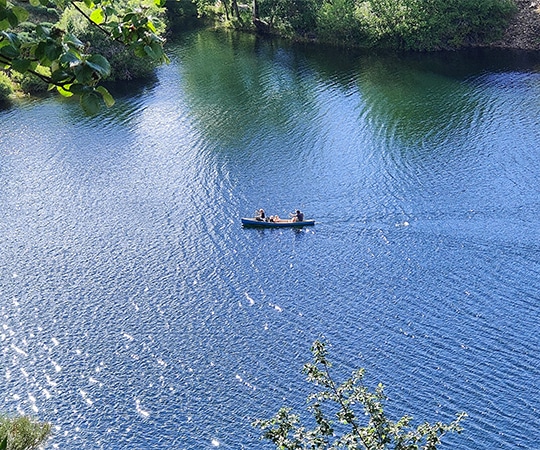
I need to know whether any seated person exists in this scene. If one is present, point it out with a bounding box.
[291,210,304,222]
[256,208,266,221]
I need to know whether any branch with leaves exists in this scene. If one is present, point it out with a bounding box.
[254,340,466,449]
[0,0,168,112]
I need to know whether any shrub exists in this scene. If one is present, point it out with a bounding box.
[0,72,14,103]
[0,414,51,450]
[254,340,466,449]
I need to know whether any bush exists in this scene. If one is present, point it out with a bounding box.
[354,0,517,50]
[0,414,51,450]
[0,72,14,102]
[254,340,466,449]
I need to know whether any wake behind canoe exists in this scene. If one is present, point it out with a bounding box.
[241,218,315,227]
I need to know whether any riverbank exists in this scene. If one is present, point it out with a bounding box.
[491,0,540,50]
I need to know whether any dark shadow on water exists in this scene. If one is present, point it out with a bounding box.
[0,99,11,112]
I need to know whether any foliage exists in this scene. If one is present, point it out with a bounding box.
[0,0,169,112]
[57,0,166,80]
[355,0,517,50]
[316,0,367,45]
[254,340,466,449]
[0,414,51,450]
[203,0,516,51]
[0,69,13,100]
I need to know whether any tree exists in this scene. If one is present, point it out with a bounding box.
[0,0,168,112]
[0,414,51,450]
[254,340,466,449]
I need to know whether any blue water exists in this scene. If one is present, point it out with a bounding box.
[1,30,540,448]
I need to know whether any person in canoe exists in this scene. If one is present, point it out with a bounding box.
[291,210,304,222]
[255,209,266,221]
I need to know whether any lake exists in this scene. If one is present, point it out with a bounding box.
[1,28,539,449]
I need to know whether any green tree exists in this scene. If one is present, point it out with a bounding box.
[0,0,168,112]
[0,414,51,450]
[254,340,466,449]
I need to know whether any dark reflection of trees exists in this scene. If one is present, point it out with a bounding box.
[52,74,160,129]
[172,29,540,164]
[173,29,322,148]
[0,101,11,112]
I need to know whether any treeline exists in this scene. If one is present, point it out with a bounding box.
[197,0,517,51]
[0,0,518,103]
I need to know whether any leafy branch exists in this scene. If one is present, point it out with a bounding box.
[254,340,466,449]
[0,0,168,112]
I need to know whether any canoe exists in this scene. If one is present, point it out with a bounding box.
[241,218,315,227]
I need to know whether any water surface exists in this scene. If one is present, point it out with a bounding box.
[1,30,539,449]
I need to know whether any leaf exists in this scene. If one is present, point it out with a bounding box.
[1,31,20,48]
[51,68,71,83]
[11,58,30,73]
[56,85,73,97]
[83,0,94,8]
[44,42,62,61]
[0,0,6,9]
[35,24,50,39]
[80,91,101,115]
[11,5,29,23]
[89,8,105,25]
[7,10,19,27]
[85,54,110,77]
[96,86,115,107]
[59,50,80,65]
[0,43,19,58]
[74,64,94,84]
[143,44,158,59]
[146,20,156,33]
[64,33,84,49]
[0,435,7,450]
[154,0,166,7]
[29,0,41,6]
[68,83,90,95]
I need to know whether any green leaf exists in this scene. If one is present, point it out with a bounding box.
[11,5,29,23]
[0,19,8,32]
[11,58,30,73]
[0,435,7,450]
[51,68,71,83]
[74,63,94,84]
[44,42,62,61]
[154,0,166,7]
[29,0,41,6]
[0,0,6,9]
[59,50,80,64]
[83,0,94,8]
[89,8,105,25]
[96,85,115,107]
[85,54,110,77]
[36,24,50,39]
[80,91,101,115]
[147,20,156,33]
[143,44,158,59]
[7,10,19,27]
[0,43,19,58]
[2,31,20,48]
[133,44,146,58]
[56,84,73,97]
[68,83,90,95]
[64,33,84,49]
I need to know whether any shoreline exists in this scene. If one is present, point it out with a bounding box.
[489,0,540,50]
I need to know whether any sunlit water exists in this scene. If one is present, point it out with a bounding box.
[1,29,540,449]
